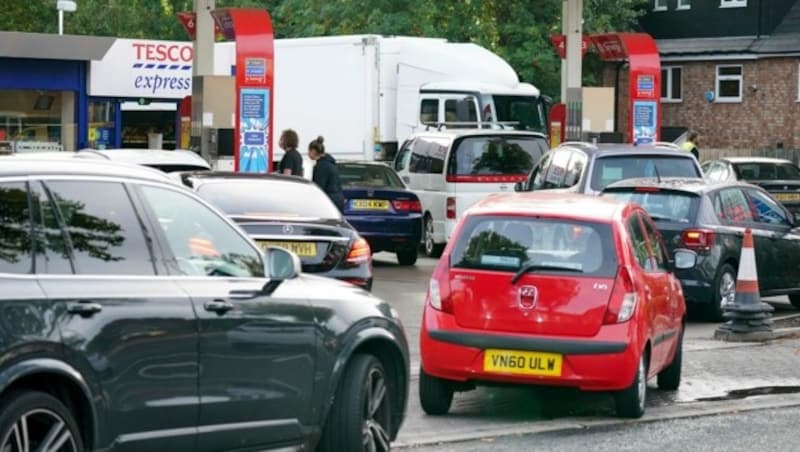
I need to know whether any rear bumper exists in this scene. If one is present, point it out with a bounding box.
[420,308,640,392]
[346,215,422,252]
[674,254,719,305]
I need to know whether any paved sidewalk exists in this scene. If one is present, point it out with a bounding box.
[395,334,800,448]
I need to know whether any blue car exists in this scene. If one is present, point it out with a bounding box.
[338,161,423,265]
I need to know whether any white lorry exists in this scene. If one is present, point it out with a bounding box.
[216,35,549,169]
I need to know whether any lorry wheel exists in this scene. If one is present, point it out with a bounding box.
[423,215,444,258]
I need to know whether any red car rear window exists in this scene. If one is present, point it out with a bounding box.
[450,216,618,277]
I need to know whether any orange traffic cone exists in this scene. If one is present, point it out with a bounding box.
[714,228,775,342]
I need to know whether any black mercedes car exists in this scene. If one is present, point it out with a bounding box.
[702,157,800,215]
[0,158,408,451]
[603,177,800,320]
[179,171,374,291]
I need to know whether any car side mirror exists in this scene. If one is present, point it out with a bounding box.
[673,249,697,270]
[261,246,301,295]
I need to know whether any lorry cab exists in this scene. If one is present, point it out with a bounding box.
[393,129,549,258]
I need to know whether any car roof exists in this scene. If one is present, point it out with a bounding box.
[409,129,548,140]
[178,170,315,187]
[603,177,748,194]
[0,156,180,183]
[555,142,693,158]
[467,192,627,223]
[720,156,793,165]
[76,148,212,168]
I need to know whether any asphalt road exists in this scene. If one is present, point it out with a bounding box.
[403,405,800,451]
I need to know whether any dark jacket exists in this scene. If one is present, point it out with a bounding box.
[313,154,344,211]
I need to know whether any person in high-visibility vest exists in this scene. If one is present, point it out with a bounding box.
[682,131,700,160]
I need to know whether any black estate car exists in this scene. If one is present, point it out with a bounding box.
[515,142,703,195]
[0,158,408,451]
[179,171,374,291]
[603,177,800,320]
[702,157,800,215]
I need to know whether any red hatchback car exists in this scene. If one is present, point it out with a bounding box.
[419,192,697,418]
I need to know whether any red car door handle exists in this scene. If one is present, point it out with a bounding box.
[67,301,103,317]
[204,300,234,314]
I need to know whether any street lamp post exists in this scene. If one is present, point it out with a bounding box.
[56,0,77,35]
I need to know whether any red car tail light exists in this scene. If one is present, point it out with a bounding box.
[603,265,639,324]
[681,229,715,252]
[446,197,456,219]
[346,237,371,265]
[428,258,453,314]
[392,199,422,213]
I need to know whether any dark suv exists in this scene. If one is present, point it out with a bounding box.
[514,141,703,195]
[0,158,408,451]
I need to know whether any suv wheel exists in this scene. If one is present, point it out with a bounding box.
[423,215,444,258]
[396,247,418,266]
[318,354,392,452]
[0,391,84,452]
[419,368,454,415]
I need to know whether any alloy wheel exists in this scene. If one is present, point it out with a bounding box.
[362,367,391,452]
[720,271,736,308]
[424,217,435,256]
[636,355,646,413]
[1,409,78,452]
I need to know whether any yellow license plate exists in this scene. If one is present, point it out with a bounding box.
[258,241,316,257]
[351,199,389,210]
[773,193,800,202]
[483,349,563,377]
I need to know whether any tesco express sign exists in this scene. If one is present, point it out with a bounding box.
[89,39,195,99]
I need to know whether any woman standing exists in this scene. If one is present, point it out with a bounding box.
[308,136,344,212]
[278,129,304,176]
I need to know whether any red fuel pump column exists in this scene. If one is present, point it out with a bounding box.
[211,8,275,172]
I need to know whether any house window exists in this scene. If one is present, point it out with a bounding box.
[678,0,691,9]
[716,65,743,102]
[661,66,683,102]
[720,0,747,7]
[654,0,667,11]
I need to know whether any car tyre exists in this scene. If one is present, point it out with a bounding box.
[423,215,444,258]
[419,368,454,415]
[614,352,647,418]
[708,264,736,322]
[396,247,418,266]
[657,326,683,391]
[318,354,392,452]
[0,391,84,452]
[789,294,800,310]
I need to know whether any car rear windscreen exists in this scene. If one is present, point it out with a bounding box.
[603,190,700,224]
[338,164,405,188]
[590,155,701,191]
[196,180,342,219]
[447,136,547,177]
[733,162,800,180]
[450,216,617,277]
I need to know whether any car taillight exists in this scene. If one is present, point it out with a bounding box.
[346,237,371,264]
[428,277,453,314]
[392,199,422,213]
[604,265,639,324]
[681,229,715,251]
[446,197,456,219]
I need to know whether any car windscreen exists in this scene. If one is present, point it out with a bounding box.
[733,162,800,180]
[603,189,700,224]
[491,96,546,133]
[450,215,617,277]
[447,136,547,177]
[338,164,405,188]
[590,155,701,191]
[196,180,342,219]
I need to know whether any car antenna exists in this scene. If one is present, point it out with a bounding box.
[654,164,662,183]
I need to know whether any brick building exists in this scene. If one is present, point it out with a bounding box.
[604,0,800,152]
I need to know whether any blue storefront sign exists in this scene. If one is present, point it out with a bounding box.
[633,100,657,145]
[238,88,269,172]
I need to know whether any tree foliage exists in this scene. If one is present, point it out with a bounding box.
[0,0,646,99]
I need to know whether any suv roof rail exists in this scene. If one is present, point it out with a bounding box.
[651,141,681,150]
[423,121,524,132]
[559,141,598,149]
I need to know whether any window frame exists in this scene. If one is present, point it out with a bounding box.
[661,66,683,102]
[715,64,743,103]
[720,0,747,8]
[653,0,667,11]
[0,180,34,275]
[677,0,691,10]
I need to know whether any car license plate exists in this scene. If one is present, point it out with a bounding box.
[351,199,389,210]
[258,241,317,257]
[772,193,800,202]
[483,349,563,377]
